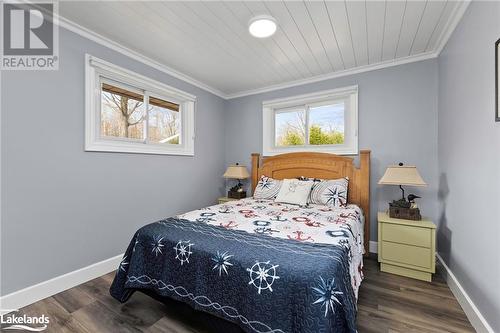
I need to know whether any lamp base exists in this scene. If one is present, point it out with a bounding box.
[228,191,246,199]
[388,205,422,221]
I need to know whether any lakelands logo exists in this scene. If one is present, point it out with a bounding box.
[1,310,49,331]
[1,1,59,70]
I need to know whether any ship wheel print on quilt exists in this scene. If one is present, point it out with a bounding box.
[174,240,194,265]
[247,261,280,294]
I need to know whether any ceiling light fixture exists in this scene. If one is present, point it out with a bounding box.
[248,15,277,38]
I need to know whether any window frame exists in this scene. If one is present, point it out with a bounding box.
[262,86,358,156]
[85,54,196,156]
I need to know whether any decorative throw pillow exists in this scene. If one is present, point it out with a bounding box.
[297,176,322,204]
[275,179,314,206]
[253,175,282,199]
[309,177,349,208]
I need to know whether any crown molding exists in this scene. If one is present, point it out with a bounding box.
[55,14,228,99]
[225,51,438,99]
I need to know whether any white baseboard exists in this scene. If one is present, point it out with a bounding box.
[0,253,123,314]
[370,241,492,332]
[436,254,494,333]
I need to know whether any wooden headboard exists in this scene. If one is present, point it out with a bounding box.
[251,150,371,253]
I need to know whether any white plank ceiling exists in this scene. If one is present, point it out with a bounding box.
[59,1,468,98]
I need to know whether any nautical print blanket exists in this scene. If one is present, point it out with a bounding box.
[180,198,365,296]
[110,217,358,333]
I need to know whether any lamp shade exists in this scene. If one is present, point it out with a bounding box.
[378,165,427,186]
[223,164,250,179]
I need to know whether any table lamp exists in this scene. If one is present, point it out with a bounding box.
[223,163,250,199]
[378,163,427,220]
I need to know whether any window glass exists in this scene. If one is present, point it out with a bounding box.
[275,109,306,146]
[148,96,180,145]
[308,103,345,145]
[100,83,145,140]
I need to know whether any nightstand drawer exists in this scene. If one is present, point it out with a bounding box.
[381,223,431,248]
[381,242,432,269]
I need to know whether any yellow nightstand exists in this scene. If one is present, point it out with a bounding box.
[378,212,436,282]
[218,197,238,204]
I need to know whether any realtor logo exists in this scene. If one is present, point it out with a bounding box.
[1,1,59,70]
[0,309,50,331]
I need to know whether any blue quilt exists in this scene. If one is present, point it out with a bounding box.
[110,218,357,333]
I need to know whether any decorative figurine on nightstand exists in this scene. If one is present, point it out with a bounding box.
[223,163,250,199]
[407,194,421,209]
[378,162,427,220]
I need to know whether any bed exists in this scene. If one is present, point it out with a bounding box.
[110,151,371,333]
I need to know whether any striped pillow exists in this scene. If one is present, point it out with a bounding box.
[309,177,349,208]
[253,175,282,199]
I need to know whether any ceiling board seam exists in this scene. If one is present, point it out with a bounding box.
[409,0,428,56]
[270,38,306,80]
[394,0,408,59]
[381,0,387,63]
[324,1,346,70]
[282,1,330,73]
[365,0,370,64]
[303,1,335,72]
[425,0,449,52]
[344,0,358,67]
[261,1,315,76]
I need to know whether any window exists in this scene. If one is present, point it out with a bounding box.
[263,86,358,155]
[85,55,195,155]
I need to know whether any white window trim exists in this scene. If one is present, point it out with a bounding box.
[262,86,358,156]
[85,54,196,156]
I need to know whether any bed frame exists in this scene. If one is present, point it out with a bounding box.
[251,150,371,253]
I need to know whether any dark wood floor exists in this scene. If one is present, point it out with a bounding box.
[8,257,474,333]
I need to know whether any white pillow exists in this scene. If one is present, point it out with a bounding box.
[275,179,314,206]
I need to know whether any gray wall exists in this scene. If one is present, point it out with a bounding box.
[438,1,500,331]
[225,59,439,242]
[1,27,226,295]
